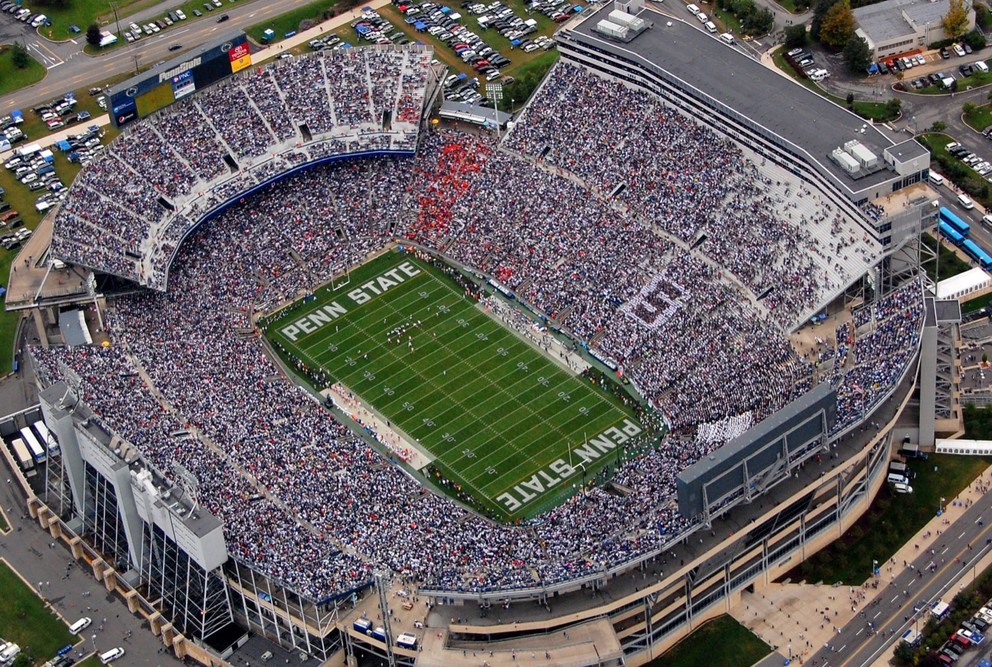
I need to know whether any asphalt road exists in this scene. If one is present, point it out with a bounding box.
[809,486,992,667]
[0,0,319,116]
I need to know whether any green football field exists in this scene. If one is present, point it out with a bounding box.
[265,251,643,522]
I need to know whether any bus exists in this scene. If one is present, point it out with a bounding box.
[32,420,58,455]
[963,239,992,268]
[20,426,45,463]
[939,221,965,246]
[940,206,971,237]
[10,438,34,471]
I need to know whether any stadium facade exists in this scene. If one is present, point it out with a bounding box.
[0,6,945,667]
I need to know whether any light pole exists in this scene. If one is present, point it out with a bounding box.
[108,1,122,39]
[486,82,503,141]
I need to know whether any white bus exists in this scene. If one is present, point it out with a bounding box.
[32,420,58,454]
[20,426,45,463]
[10,438,33,471]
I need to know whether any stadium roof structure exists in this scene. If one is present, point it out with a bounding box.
[439,100,513,126]
[106,30,248,100]
[565,8,907,196]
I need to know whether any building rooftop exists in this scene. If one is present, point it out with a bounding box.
[854,0,954,44]
[566,6,909,196]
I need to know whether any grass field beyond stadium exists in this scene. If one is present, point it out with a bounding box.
[266,250,643,521]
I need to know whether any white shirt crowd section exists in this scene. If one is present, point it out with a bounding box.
[31,60,925,601]
[50,46,431,290]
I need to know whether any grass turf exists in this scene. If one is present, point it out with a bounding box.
[0,45,46,98]
[0,560,78,662]
[265,251,644,522]
[647,615,771,667]
[246,0,341,44]
[17,0,147,41]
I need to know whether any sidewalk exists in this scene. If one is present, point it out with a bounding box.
[733,464,992,665]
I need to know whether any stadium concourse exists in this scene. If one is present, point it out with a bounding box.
[29,54,927,606]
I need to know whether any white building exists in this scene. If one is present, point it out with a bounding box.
[853,0,975,60]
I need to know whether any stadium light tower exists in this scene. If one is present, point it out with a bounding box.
[486,83,504,141]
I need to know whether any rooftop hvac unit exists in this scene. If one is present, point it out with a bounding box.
[608,9,646,31]
[595,19,629,39]
[832,148,860,174]
[843,140,878,168]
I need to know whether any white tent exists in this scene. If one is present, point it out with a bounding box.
[936,267,991,300]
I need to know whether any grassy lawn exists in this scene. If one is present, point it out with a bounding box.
[17,0,147,41]
[709,4,741,34]
[0,561,79,662]
[647,615,771,667]
[963,291,992,312]
[772,49,899,122]
[922,232,974,283]
[964,103,992,133]
[0,45,46,97]
[0,510,8,532]
[75,657,101,667]
[791,453,992,585]
[246,0,341,44]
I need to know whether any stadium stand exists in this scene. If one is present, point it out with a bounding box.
[29,48,926,603]
[49,46,432,290]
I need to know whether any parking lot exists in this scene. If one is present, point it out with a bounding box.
[315,0,571,108]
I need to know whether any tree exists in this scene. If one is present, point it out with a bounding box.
[963,28,987,50]
[10,42,28,69]
[744,6,775,34]
[977,2,992,29]
[819,0,856,47]
[784,23,809,48]
[842,34,873,73]
[846,92,855,108]
[964,101,978,115]
[943,0,970,38]
[811,0,841,40]
[86,23,101,48]
[930,120,947,132]
[885,97,902,119]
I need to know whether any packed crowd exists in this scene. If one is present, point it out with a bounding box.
[51,47,431,287]
[34,59,926,601]
[503,62,876,329]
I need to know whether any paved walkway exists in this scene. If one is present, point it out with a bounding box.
[734,464,992,665]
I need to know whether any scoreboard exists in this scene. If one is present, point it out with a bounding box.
[109,32,253,128]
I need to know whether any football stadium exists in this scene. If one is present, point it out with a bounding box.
[0,1,951,665]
